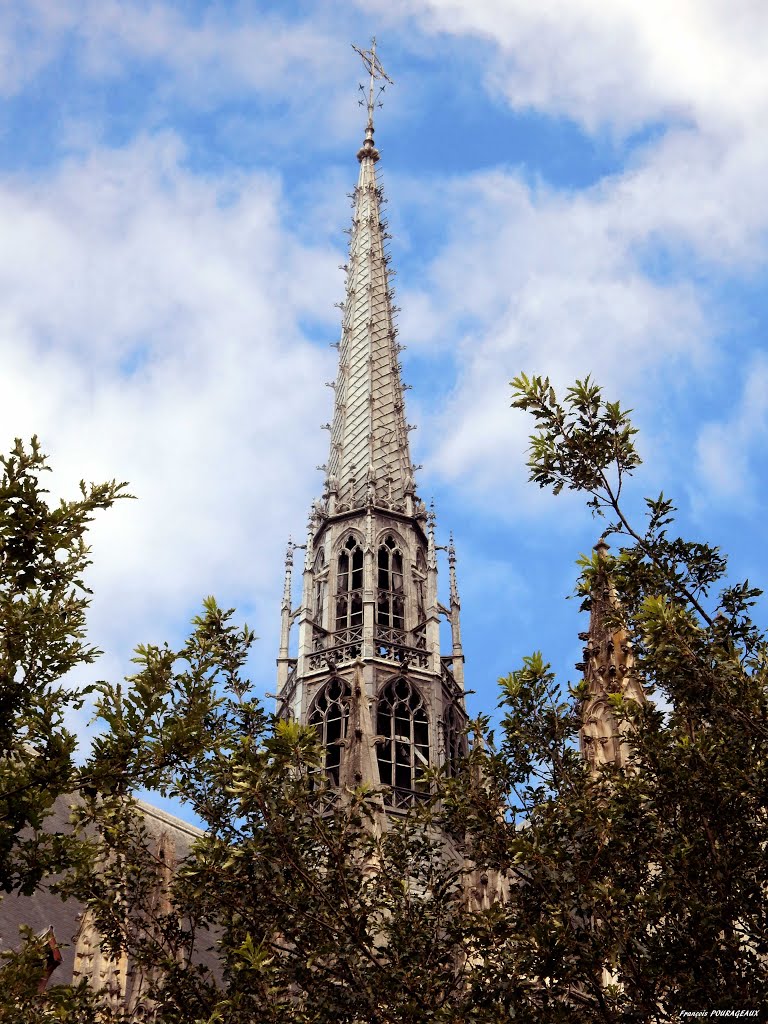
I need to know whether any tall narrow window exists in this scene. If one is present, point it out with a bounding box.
[376,535,404,630]
[336,535,363,631]
[377,677,429,798]
[309,677,350,786]
[313,550,326,626]
[443,704,465,777]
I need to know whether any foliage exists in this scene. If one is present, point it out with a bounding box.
[70,606,481,1023]
[466,374,768,1017]
[3,372,768,1023]
[0,436,130,896]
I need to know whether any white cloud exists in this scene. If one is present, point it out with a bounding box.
[354,0,768,517]
[367,0,768,134]
[372,0,768,517]
[0,132,340,684]
[0,2,366,154]
[396,161,710,505]
[2,0,768,743]
[694,354,768,505]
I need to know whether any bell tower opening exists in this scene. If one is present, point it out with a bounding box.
[376,676,430,807]
[335,535,363,632]
[309,677,351,786]
[376,535,405,631]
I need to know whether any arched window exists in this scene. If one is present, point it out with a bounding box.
[377,535,404,630]
[309,677,350,785]
[443,704,465,777]
[336,535,363,632]
[313,550,326,626]
[377,677,429,798]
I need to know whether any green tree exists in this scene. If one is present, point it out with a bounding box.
[70,601,480,1023]
[5,376,768,1023]
[451,374,768,1019]
[0,437,129,895]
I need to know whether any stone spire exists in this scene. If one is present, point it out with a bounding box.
[324,40,415,514]
[578,537,646,771]
[277,43,467,810]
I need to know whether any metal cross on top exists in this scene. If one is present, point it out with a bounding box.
[352,37,394,139]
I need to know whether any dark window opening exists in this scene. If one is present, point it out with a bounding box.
[377,677,429,797]
[309,677,350,786]
[444,704,465,778]
[377,536,405,629]
[336,536,363,631]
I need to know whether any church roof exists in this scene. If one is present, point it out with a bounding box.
[324,47,416,511]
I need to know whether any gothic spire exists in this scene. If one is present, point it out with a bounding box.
[324,41,415,513]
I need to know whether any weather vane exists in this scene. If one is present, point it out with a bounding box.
[352,37,393,139]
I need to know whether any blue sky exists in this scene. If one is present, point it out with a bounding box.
[2,1,768,816]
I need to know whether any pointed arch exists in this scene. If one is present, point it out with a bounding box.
[335,534,363,631]
[376,676,429,804]
[376,533,405,630]
[309,677,351,786]
[580,699,619,768]
[443,703,466,777]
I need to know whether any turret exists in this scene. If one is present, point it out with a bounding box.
[578,537,646,771]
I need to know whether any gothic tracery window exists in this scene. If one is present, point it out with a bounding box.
[336,535,363,632]
[376,535,404,630]
[377,677,429,798]
[443,703,465,777]
[309,677,350,785]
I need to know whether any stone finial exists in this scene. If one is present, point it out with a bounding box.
[427,500,437,572]
[448,532,460,608]
[595,536,610,558]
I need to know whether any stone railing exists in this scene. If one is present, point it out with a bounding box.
[382,786,430,811]
[374,625,430,668]
[308,625,363,670]
[307,623,431,671]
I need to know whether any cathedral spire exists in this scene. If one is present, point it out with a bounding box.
[324,41,415,514]
[278,48,467,809]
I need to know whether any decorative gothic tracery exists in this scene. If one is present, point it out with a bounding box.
[376,534,405,630]
[335,535,363,631]
[376,677,430,805]
[310,677,351,785]
[313,549,326,626]
[443,703,466,777]
[578,537,646,772]
[275,39,467,813]
[414,548,426,623]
